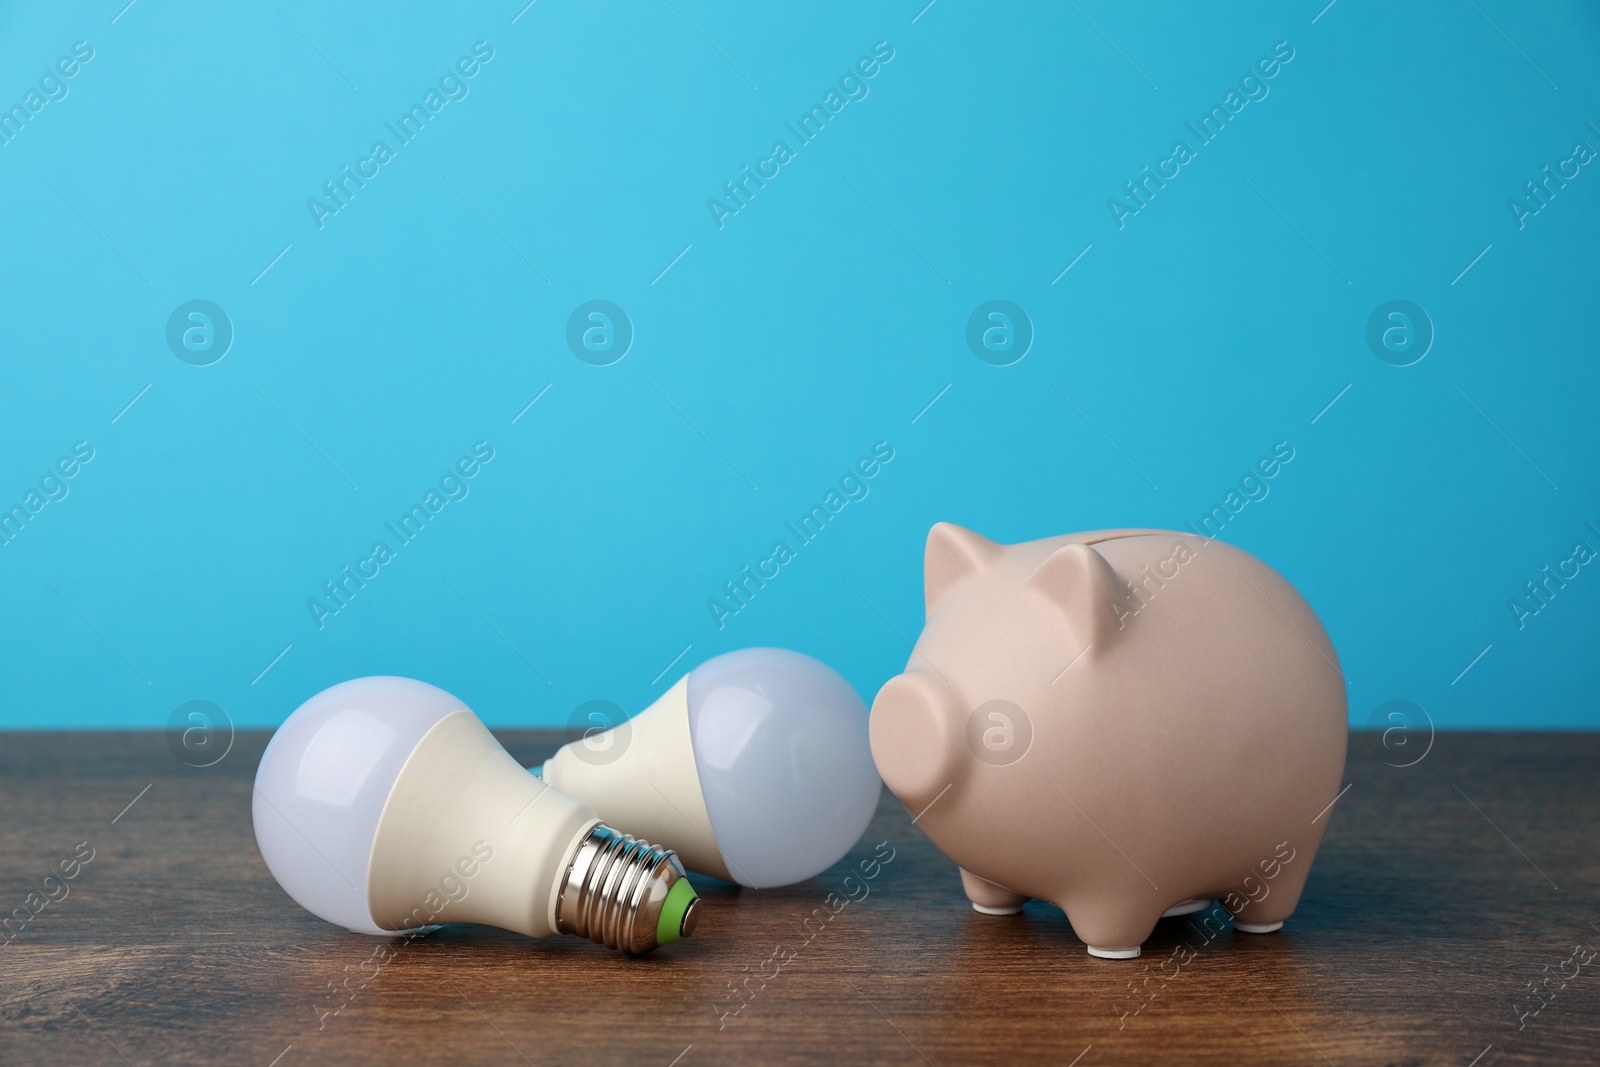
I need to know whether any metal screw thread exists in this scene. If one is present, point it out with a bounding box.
[555,824,692,955]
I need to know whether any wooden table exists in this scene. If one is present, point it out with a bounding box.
[2,730,1595,1066]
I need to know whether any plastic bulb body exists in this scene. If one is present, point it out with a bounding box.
[542,648,881,887]
[253,677,698,954]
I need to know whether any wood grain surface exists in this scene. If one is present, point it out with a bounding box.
[1,729,1596,1066]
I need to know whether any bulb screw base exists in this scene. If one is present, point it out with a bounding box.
[555,824,700,954]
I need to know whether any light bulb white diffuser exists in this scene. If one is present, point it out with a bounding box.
[252,676,700,954]
[540,648,881,888]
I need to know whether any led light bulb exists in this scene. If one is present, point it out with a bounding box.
[252,676,700,955]
[540,648,881,888]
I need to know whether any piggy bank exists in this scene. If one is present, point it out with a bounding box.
[869,524,1347,958]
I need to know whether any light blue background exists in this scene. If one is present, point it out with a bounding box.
[2,1,1596,730]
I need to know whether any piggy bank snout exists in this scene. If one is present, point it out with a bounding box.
[869,672,958,809]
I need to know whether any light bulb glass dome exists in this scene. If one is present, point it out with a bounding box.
[686,648,881,887]
[252,676,466,934]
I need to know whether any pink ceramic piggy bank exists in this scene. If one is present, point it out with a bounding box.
[869,524,1347,958]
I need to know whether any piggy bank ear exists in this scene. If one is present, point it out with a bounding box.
[925,523,1003,616]
[1025,542,1132,653]
[870,672,957,811]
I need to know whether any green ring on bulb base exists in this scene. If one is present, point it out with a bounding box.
[656,878,699,945]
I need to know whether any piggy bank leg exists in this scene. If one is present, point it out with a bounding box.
[1223,859,1312,934]
[960,868,1029,915]
[1061,898,1161,959]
